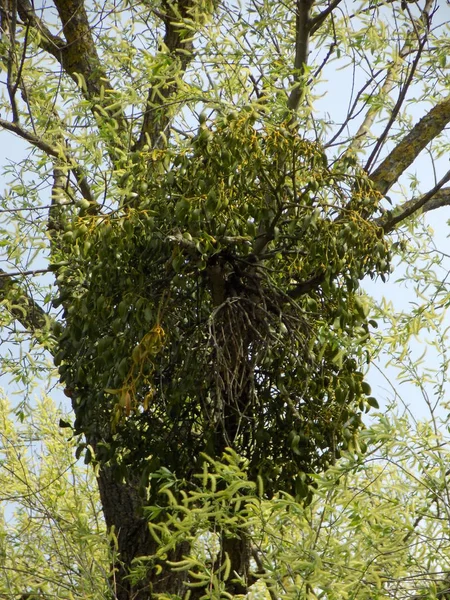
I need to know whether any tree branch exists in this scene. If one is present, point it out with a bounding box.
[135,0,199,150]
[0,269,54,349]
[287,271,325,299]
[348,36,414,155]
[52,0,107,99]
[18,0,128,141]
[16,0,66,59]
[287,0,314,113]
[310,0,343,35]
[0,268,51,278]
[365,32,427,173]
[250,547,278,600]
[0,118,95,203]
[370,93,450,195]
[379,171,450,233]
[0,116,60,157]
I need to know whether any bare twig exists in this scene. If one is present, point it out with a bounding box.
[365,32,428,172]
[0,268,51,278]
[348,36,415,155]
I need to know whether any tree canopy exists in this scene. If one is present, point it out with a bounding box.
[1,0,450,598]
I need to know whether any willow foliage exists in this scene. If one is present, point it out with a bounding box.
[2,396,450,600]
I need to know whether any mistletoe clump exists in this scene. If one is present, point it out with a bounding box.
[54,110,390,499]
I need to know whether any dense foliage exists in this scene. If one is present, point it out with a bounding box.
[55,112,388,499]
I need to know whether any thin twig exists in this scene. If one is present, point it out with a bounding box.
[0,268,51,278]
[381,169,450,233]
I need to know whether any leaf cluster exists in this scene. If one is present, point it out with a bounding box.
[53,109,390,499]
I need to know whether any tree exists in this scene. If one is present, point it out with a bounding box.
[0,0,449,597]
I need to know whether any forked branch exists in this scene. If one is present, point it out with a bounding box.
[310,0,343,35]
[135,0,201,149]
[348,36,415,155]
[0,118,94,203]
[17,0,128,143]
[379,177,450,234]
[16,0,66,58]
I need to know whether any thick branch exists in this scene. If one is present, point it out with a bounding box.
[52,0,108,99]
[0,116,60,157]
[48,166,71,257]
[370,94,450,195]
[289,181,450,295]
[287,0,314,113]
[16,0,66,59]
[18,0,128,141]
[310,0,343,35]
[287,271,325,299]
[136,0,198,149]
[407,187,450,214]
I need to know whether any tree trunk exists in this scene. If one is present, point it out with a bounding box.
[97,465,191,599]
[221,532,251,595]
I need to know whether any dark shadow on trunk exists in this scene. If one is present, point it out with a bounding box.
[96,455,191,599]
[221,532,251,595]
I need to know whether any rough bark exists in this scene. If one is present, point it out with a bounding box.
[287,0,314,113]
[95,461,191,599]
[370,94,450,195]
[135,0,199,149]
[221,533,252,595]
